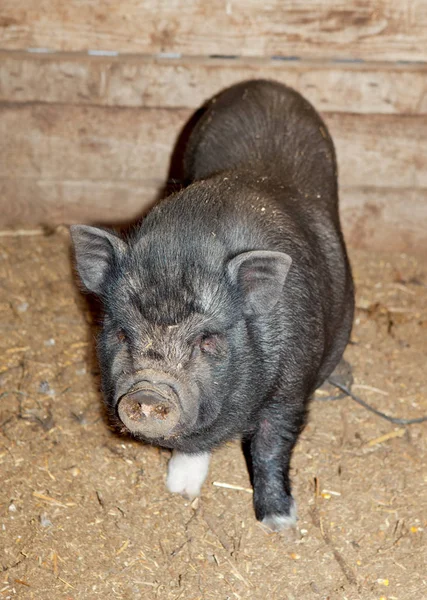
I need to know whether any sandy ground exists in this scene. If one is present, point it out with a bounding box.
[0,229,426,600]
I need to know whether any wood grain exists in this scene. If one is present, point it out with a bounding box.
[2,52,427,114]
[1,0,427,61]
[1,104,426,189]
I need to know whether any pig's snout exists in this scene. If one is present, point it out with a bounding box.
[117,379,180,439]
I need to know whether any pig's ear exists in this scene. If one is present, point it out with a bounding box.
[70,225,127,295]
[227,250,292,315]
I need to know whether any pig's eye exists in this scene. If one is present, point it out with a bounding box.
[199,333,219,354]
[117,330,127,343]
[191,333,225,359]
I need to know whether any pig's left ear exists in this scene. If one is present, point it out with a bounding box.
[227,250,292,315]
[70,225,128,296]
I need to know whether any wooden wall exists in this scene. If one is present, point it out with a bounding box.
[1,1,426,252]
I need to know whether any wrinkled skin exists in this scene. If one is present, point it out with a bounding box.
[71,80,354,531]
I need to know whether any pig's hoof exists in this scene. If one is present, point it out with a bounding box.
[166,450,211,500]
[261,500,297,532]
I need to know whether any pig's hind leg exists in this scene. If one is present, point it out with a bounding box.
[166,450,211,500]
[244,404,305,532]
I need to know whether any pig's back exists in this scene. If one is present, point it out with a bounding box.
[184,79,338,213]
[182,80,353,389]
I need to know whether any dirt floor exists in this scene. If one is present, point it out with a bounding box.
[0,229,426,600]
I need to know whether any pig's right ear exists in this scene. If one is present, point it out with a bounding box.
[70,225,127,295]
[227,250,292,316]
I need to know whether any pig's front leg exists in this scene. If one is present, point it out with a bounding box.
[166,450,211,500]
[245,404,305,532]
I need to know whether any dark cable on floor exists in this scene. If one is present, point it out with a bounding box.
[327,378,427,425]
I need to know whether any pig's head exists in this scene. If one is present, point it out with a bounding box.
[70,218,291,447]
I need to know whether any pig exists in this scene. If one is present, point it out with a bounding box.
[70,80,354,531]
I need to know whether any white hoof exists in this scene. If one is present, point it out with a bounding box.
[166,450,211,500]
[261,499,297,532]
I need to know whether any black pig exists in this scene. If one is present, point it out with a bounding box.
[71,80,354,531]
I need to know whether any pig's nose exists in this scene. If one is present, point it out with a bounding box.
[121,389,171,418]
[117,384,180,439]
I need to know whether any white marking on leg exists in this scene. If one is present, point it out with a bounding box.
[166,450,211,500]
[261,497,297,532]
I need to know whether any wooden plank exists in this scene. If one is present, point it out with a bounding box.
[1,104,426,189]
[1,179,426,254]
[341,187,427,253]
[1,1,427,62]
[1,51,427,115]
[0,104,188,182]
[327,113,427,190]
[0,178,160,225]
